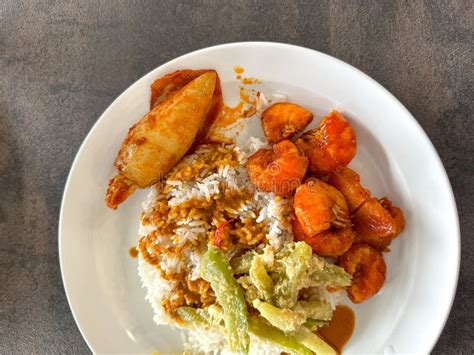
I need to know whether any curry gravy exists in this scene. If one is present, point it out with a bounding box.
[317,305,355,354]
[129,246,139,258]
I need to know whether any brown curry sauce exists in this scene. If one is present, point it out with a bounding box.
[129,246,139,258]
[317,305,355,354]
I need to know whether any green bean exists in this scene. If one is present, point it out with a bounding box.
[176,307,209,327]
[310,260,352,288]
[273,242,313,308]
[237,275,261,304]
[253,300,305,332]
[176,306,226,328]
[248,316,313,355]
[304,318,329,331]
[201,247,249,354]
[293,299,333,321]
[290,326,336,355]
[230,251,254,274]
[249,256,274,301]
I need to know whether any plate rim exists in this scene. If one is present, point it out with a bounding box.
[58,41,460,353]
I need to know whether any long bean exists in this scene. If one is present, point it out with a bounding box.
[201,247,249,354]
[248,316,313,355]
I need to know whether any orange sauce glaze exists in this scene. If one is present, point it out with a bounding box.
[241,77,261,85]
[233,65,245,74]
[129,246,139,258]
[234,65,262,84]
[208,86,258,144]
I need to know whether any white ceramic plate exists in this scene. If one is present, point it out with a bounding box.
[59,42,460,354]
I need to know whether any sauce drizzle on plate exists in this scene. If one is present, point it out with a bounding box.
[317,305,355,354]
[129,246,139,258]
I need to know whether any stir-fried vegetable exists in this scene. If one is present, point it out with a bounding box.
[237,275,261,304]
[310,260,352,287]
[231,252,254,274]
[273,242,314,308]
[304,318,329,331]
[252,297,333,333]
[293,299,333,321]
[253,300,306,332]
[177,307,326,355]
[290,326,337,355]
[201,247,249,354]
[177,305,224,329]
[249,256,274,301]
[235,242,350,309]
[177,307,210,327]
[194,242,349,353]
[232,242,349,350]
[248,317,313,355]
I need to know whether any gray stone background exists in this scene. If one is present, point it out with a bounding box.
[1,0,472,353]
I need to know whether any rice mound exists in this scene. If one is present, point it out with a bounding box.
[137,137,300,352]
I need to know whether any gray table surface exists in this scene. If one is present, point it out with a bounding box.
[1,0,473,353]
